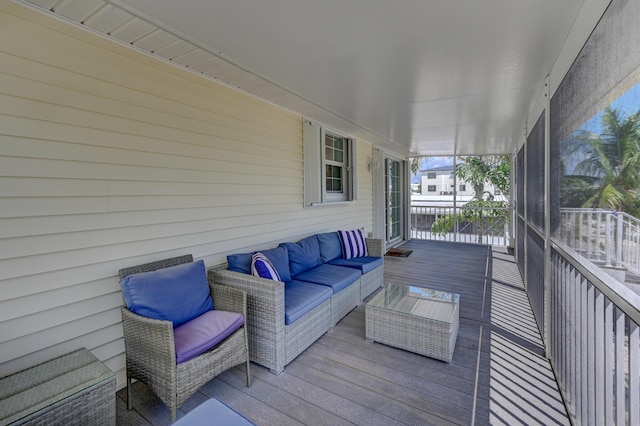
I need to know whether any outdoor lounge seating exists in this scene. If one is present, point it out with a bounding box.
[118,255,250,422]
[209,230,384,374]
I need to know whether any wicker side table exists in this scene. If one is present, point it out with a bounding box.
[366,284,460,362]
[0,348,115,426]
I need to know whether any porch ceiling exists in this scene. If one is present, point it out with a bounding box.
[20,0,585,157]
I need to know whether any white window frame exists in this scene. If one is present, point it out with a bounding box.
[303,119,355,207]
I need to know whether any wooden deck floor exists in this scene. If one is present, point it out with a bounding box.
[116,240,569,425]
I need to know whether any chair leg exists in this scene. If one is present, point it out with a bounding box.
[171,408,177,423]
[126,376,133,410]
[245,358,251,387]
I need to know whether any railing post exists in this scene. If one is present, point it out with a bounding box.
[616,213,622,268]
[605,213,612,266]
[587,213,600,255]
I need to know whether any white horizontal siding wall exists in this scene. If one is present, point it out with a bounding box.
[0,2,374,388]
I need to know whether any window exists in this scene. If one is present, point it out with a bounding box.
[325,132,346,195]
[494,189,501,195]
[303,119,355,206]
[427,172,436,179]
[459,184,466,192]
[427,185,436,192]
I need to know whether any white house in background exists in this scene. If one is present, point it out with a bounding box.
[419,166,503,200]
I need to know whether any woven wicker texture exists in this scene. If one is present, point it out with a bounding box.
[210,237,384,374]
[366,284,459,362]
[0,348,115,426]
[331,279,360,325]
[118,255,250,422]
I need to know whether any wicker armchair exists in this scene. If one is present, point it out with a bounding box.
[118,255,250,422]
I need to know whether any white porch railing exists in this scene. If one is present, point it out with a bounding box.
[550,242,640,425]
[558,208,640,276]
[410,204,510,246]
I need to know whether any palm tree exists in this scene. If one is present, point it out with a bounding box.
[565,107,640,215]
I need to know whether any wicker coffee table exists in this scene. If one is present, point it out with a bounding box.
[365,283,460,362]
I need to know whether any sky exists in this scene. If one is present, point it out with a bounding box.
[410,156,453,183]
[576,81,640,136]
[563,80,640,175]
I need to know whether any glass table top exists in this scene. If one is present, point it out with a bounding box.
[368,283,460,322]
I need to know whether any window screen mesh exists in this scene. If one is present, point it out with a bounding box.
[516,146,525,217]
[551,0,640,238]
[527,113,545,232]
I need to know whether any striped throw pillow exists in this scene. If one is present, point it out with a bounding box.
[251,252,281,281]
[337,229,368,259]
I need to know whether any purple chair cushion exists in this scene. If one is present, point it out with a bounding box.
[174,310,245,364]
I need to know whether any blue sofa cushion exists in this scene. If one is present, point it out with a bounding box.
[294,264,361,294]
[251,252,280,281]
[227,252,252,274]
[317,232,343,263]
[280,235,322,277]
[338,229,368,259]
[284,280,332,325]
[120,260,214,327]
[329,256,383,274]
[173,309,245,364]
[228,246,291,281]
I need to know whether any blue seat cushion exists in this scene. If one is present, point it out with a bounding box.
[228,246,291,281]
[317,232,343,263]
[329,256,383,274]
[284,280,332,325]
[280,235,322,276]
[120,260,213,326]
[293,264,361,294]
[174,309,245,364]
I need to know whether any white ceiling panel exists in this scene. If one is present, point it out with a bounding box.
[26,0,61,10]
[18,0,593,157]
[109,16,155,43]
[53,0,104,23]
[83,4,131,34]
[151,40,194,60]
[133,29,177,52]
[171,49,212,68]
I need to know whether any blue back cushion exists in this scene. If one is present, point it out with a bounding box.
[227,246,291,281]
[280,235,322,276]
[227,252,252,274]
[120,260,213,326]
[317,232,343,263]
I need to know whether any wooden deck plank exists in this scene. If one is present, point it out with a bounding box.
[116,240,569,425]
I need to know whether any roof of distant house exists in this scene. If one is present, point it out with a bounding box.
[420,165,454,172]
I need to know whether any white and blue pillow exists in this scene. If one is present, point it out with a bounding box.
[251,252,281,281]
[337,229,368,259]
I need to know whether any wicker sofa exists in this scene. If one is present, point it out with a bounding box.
[209,231,384,374]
